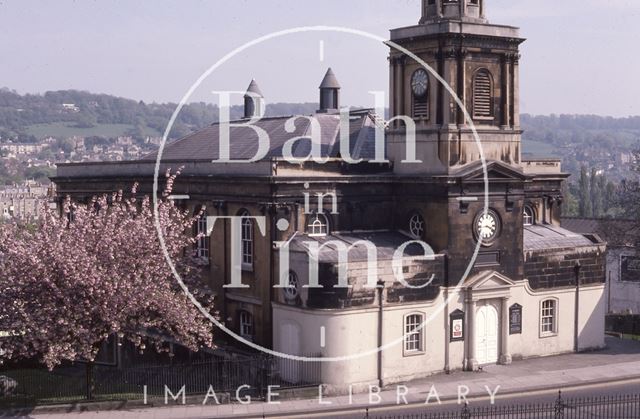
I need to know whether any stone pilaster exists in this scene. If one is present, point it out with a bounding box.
[499,297,512,365]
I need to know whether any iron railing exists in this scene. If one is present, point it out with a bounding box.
[372,391,640,419]
[0,353,321,405]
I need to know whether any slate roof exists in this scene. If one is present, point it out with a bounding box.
[289,231,437,263]
[143,110,382,162]
[523,224,600,252]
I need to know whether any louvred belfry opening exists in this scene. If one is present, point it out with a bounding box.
[473,70,493,119]
[413,94,429,119]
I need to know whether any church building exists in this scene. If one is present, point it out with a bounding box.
[53,0,606,393]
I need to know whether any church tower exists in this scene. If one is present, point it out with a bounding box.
[388,0,524,175]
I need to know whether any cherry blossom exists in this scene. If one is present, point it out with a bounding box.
[0,170,215,369]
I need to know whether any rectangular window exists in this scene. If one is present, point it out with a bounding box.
[241,218,253,269]
[540,300,557,336]
[404,314,424,354]
[240,311,254,339]
[196,216,210,259]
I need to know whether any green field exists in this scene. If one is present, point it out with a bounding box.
[25,122,161,139]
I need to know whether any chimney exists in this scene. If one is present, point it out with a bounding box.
[318,68,340,113]
[244,79,264,119]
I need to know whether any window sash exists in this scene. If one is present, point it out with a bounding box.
[240,312,253,337]
[541,301,556,334]
[404,315,423,352]
[523,207,534,226]
[241,217,253,266]
[196,217,209,258]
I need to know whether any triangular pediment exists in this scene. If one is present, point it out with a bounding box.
[452,161,528,182]
[466,270,516,290]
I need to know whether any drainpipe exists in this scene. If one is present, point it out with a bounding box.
[377,279,385,388]
[574,262,581,352]
[443,253,451,374]
[268,202,276,348]
[607,270,612,314]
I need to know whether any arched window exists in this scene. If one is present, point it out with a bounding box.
[404,313,425,354]
[408,212,426,239]
[239,209,253,269]
[540,299,558,336]
[307,213,329,237]
[523,206,535,226]
[239,310,254,339]
[473,69,493,119]
[194,205,210,259]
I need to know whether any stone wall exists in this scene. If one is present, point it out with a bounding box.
[524,246,606,290]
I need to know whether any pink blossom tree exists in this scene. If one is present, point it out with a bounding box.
[0,170,215,371]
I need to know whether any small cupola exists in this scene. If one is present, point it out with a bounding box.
[244,79,264,119]
[318,68,340,113]
[420,0,486,24]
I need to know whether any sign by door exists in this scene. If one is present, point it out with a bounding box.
[509,303,522,335]
[450,310,465,342]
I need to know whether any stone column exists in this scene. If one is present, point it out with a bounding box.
[389,57,396,124]
[499,297,512,365]
[465,293,478,371]
[399,57,406,121]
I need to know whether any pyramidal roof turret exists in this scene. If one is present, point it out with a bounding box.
[319,68,341,89]
[244,79,264,97]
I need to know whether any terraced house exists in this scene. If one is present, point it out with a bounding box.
[53,0,606,394]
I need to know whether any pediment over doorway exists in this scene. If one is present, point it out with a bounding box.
[466,270,515,291]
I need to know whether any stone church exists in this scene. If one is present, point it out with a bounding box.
[53,0,606,392]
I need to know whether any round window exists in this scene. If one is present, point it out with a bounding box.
[409,213,426,239]
[283,271,299,301]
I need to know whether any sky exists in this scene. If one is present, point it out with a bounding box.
[0,0,638,116]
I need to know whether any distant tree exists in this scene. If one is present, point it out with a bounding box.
[579,166,592,217]
[605,181,617,214]
[591,168,604,217]
[561,181,579,217]
[23,166,55,183]
[0,170,216,370]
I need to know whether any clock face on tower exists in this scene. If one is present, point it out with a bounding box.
[474,209,501,244]
[411,69,428,97]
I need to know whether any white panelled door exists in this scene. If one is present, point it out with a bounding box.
[476,304,499,365]
[279,323,301,383]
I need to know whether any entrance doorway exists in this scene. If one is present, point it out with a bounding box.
[476,304,499,365]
